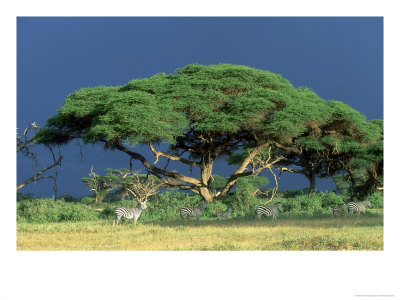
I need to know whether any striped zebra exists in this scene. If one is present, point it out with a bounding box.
[346,200,372,216]
[113,201,148,226]
[180,201,207,225]
[216,207,232,221]
[255,202,283,221]
[332,204,345,216]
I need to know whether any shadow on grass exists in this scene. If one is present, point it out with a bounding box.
[139,214,383,229]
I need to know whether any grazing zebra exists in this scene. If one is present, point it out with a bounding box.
[180,201,207,225]
[332,204,345,216]
[216,207,232,221]
[113,201,148,226]
[255,202,283,221]
[346,200,372,216]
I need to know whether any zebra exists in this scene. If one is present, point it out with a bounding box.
[113,201,148,226]
[255,202,283,221]
[216,207,232,221]
[332,204,345,216]
[180,201,208,225]
[346,200,372,216]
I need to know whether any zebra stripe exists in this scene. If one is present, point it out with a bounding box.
[113,201,147,226]
[255,202,283,220]
[332,204,345,216]
[216,207,232,221]
[180,201,207,225]
[347,200,372,216]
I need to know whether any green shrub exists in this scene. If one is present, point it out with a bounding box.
[98,191,204,222]
[280,192,343,216]
[17,198,99,223]
[99,206,116,219]
[144,191,203,221]
[205,201,228,217]
[229,176,265,217]
[321,191,344,209]
[17,192,35,201]
[81,196,96,205]
[58,194,78,203]
[368,191,383,208]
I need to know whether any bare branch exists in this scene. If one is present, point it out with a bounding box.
[16,155,62,190]
[17,122,62,197]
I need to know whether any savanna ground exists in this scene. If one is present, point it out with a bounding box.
[17,211,383,251]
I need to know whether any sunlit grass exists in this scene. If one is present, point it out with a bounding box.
[17,214,383,251]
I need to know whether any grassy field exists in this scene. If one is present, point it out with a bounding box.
[17,213,383,251]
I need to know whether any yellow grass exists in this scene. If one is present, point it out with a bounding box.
[17,215,383,251]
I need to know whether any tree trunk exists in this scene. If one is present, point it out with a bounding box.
[308,172,316,194]
[199,154,215,203]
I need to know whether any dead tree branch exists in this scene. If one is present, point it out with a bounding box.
[17,122,62,198]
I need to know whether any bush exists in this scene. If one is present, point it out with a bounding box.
[205,201,229,217]
[58,194,78,203]
[144,191,203,221]
[280,192,344,216]
[17,192,35,201]
[229,176,266,217]
[17,198,99,223]
[98,191,205,222]
[368,191,383,208]
[320,191,344,209]
[80,196,96,205]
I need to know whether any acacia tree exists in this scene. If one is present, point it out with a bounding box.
[273,92,382,194]
[329,119,383,199]
[226,88,380,195]
[36,64,368,203]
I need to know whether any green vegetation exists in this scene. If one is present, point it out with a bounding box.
[17,190,383,250]
[17,190,383,223]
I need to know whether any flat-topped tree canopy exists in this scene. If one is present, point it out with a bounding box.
[36,63,361,202]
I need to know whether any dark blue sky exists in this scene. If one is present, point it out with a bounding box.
[17,17,383,198]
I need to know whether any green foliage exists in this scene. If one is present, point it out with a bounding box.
[280,192,344,216]
[99,191,204,222]
[80,196,96,205]
[58,194,78,203]
[229,176,268,217]
[143,191,203,221]
[17,192,36,201]
[37,63,313,150]
[17,198,99,223]
[205,201,229,217]
[277,188,310,198]
[368,191,383,208]
[16,190,382,224]
[209,175,228,190]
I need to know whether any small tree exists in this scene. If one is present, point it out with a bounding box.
[82,166,116,203]
[116,170,165,203]
[82,168,165,204]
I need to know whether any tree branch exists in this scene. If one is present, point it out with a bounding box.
[148,141,200,167]
[16,155,62,190]
[216,143,268,198]
[112,141,201,187]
